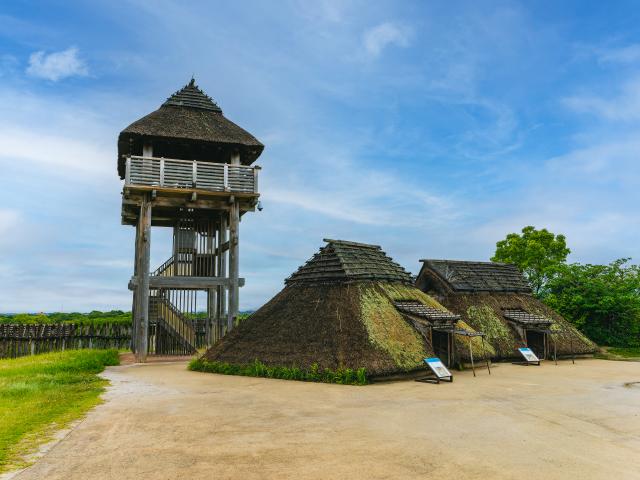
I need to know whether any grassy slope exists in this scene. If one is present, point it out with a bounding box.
[0,349,119,472]
[596,346,640,361]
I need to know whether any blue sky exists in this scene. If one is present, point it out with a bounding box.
[0,0,638,312]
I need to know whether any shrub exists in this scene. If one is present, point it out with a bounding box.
[188,359,368,385]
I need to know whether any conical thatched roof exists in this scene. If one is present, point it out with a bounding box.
[117,79,264,178]
[203,240,486,377]
[286,239,414,285]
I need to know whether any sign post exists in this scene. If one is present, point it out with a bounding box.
[514,347,541,366]
[417,357,454,384]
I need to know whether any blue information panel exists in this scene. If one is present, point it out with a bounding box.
[518,347,540,363]
[424,357,452,379]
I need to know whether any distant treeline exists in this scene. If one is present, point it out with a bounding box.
[0,310,253,327]
[0,311,132,326]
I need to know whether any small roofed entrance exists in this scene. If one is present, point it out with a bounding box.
[525,329,546,359]
[394,301,460,367]
[503,309,553,359]
[432,329,452,366]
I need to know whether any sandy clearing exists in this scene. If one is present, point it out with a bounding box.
[13,359,640,480]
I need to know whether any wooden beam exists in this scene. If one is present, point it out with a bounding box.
[129,275,245,289]
[123,185,259,200]
[215,240,230,255]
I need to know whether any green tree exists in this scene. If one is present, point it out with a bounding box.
[544,259,640,347]
[492,226,570,295]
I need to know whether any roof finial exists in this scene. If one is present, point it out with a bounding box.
[189,76,195,87]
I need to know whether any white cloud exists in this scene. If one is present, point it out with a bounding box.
[0,127,112,177]
[563,76,640,120]
[0,208,20,235]
[26,47,88,81]
[597,44,640,64]
[362,22,412,57]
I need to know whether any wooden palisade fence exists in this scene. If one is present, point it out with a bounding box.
[0,324,132,359]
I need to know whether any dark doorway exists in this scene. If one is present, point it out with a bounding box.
[526,330,546,359]
[432,329,451,366]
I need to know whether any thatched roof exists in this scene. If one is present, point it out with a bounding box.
[203,241,486,376]
[415,258,597,359]
[418,259,531,293]
[394,301,460,324]
[416,288,596,358]
[117,79,264,178]
[286,239,413,286]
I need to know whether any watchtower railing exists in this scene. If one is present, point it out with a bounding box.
[125,156,259,194]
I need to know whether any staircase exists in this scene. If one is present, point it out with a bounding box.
[149,295,197,354]
[153,254,215,277]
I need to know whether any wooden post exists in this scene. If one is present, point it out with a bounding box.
[228,200,240,332]
[135,196,152,362]
[131,220,140,353]
[468,336,476,377]
[482,336,491,374]
[217,214,228,338]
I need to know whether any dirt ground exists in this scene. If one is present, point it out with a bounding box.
[12,358,640,480]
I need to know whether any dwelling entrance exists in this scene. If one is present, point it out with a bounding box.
[432,328,452,367]
[526,329,546,359]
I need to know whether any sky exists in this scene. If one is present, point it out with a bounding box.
[0,0,639,312]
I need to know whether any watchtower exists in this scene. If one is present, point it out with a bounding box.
[118,79,263,361]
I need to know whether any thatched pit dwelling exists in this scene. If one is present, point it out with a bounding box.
[416,260,597,360]
[203,240,489,379]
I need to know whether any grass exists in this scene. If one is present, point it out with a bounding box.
[596,346,640,361]
[189,358,368,385]
[0,349,119,472]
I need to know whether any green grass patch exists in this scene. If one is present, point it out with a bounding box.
[0,349,119,472]
[359,284,427,371]
[189,358,368,385]
[596,346,640,361]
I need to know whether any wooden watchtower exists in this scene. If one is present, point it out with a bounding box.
[118,79,263,361]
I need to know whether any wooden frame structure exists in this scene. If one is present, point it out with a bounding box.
[124,157,259,361]
[119,79,263,362]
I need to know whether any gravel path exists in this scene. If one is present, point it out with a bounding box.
[13,359,640,480]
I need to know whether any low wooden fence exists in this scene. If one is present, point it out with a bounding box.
[0,324,132,359]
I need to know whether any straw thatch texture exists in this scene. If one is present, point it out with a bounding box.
[203,280,490,374]
[417,259,597,359]
[203,282,427,376]
[286,239,413,285]
[117,79,263,177]
[203,241,491,376]
[419,259,531,293]
[441,293,597,358]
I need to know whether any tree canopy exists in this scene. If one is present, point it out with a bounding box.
[545,259,640,347]
[491,226,570,296]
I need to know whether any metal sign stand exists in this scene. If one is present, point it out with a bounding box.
[513,347,541,366]
[416,357,453,384]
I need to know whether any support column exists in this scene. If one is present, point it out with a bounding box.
[131,221,141,354]
[227,150,241,332]
[135,196,152,362]
[217,214,228,338]
[228,199,240,331]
